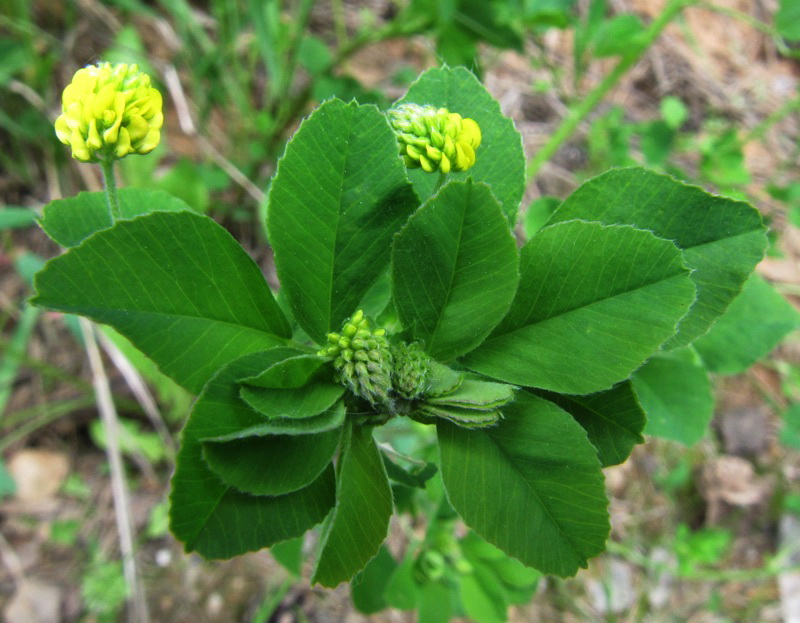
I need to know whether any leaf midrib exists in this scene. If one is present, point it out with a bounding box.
[492,270,690,342]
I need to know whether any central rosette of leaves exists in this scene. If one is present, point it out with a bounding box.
[319,310,512,427]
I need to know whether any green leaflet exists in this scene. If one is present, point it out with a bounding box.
[633,346,714,445]
[202,428,340,496]
[392,180,519,361]
[313,422,394,587]
[539,382,645,467]
[461,220,696,394]
[33,211,291,394]
[267,98,418,345]
[240,383,344,420]
[437,392,609,577]
[546,168,767,348]
[39,187,194,248]
[693,274,800,375]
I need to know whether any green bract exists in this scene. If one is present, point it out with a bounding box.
[32,67,779,605]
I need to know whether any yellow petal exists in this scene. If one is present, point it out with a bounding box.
[86,119,103,151]
[114,126,131,158]
[419,155,435,173]
[439,153,451,174]
[461,118,481,148]
[137,129,160,154]
[54,115,71,144]
[126,114,149,143]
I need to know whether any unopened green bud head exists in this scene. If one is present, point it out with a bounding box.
[55,62,163,163]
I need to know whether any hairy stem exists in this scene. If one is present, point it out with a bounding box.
[101,159,122,221]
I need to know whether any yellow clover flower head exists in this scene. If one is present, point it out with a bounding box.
[55,62,163,163]
[388,103,482,174]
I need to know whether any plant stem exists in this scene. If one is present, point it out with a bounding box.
[101,159,122,222]
[526,0,693,182]
[743,94,800,145]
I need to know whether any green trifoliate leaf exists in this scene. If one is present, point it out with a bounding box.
[633,346,714,445]
[313,422,393,587]
[392,180,519,361]
[201,428,339,496]
[546,168,767,348]
[461,221,696,395]
[397,67,525,223]
[39,188,193,248]
[267,98,418,345]
[437,392,609,577]
[170,349,335,558]
[33,211,291,394]
[538,382,645,467]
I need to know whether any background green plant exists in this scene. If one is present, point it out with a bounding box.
[2,0,800,621]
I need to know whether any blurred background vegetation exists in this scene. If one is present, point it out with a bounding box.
[1,0,800,621]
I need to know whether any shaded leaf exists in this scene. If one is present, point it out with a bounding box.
[392,180,519,360]
[241,354,327,388]
[39,188,193,248]
[313,422,394,587]
[437,392,609,577]
[461,220,695,394]
[205,401,346,437]
[547,168,767,348]
[351,546,398,614]
[538,382,645,467]
[270,536,304,577]
[382,454,438,489]
[267,98,418,344]
[202,429,339,496]
[33,212,291,394]
[240,382,344,420]
[397,67,526,222]
[633,347,714,445]
[693,275,800,375]
[170,350,335,558]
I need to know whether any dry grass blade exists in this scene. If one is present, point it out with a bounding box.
[79,318,149,623]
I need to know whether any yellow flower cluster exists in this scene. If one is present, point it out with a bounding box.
[55,62,163,162]
[388,104,482,174]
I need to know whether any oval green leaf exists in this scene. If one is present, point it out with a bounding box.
[33,211,291,393]
[202,428,339,496]
[39,188,194,248]
[312,422,393,587]
[437,392,609,577]
[392,180,519,360]
[547,168,767,348]
[267,98,419,345]
[461,220,696,394]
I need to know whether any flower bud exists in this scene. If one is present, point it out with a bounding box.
[55,62,163,163]
[388,104,482,174]
[391,342,431,400]
[318,310,394,409]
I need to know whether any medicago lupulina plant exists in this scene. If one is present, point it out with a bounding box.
[34,65,767,595]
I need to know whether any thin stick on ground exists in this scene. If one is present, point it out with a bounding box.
[79,317,149,623]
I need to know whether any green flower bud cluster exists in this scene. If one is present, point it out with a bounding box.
[318,310,394,408]
[55,62,163,163]
[388,103,482,174]
[390,342,431,400]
